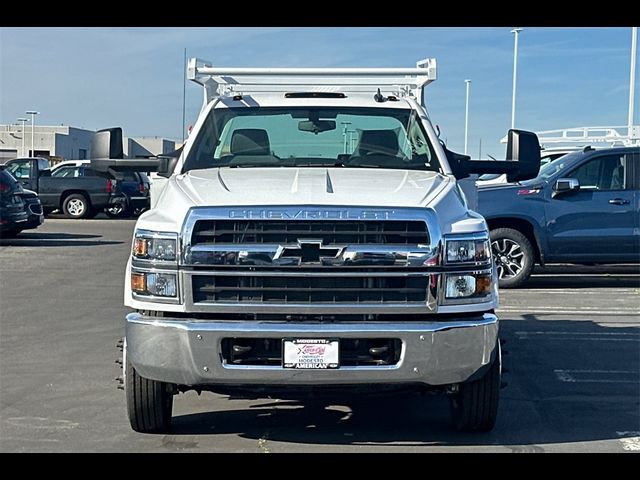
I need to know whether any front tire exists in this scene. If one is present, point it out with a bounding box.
[62,193,90,219]
[125,345,173,433]
[490,228,534,288]
[450,347,501,432]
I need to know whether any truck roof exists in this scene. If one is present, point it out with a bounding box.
[211,93,415,109]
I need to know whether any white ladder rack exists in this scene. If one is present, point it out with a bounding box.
[187,57,437,106]
[501,125,640,147]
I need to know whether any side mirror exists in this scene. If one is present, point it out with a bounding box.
[39,169,51,177]
[449,129,541,182]
[91,127,124,160]
[553,178,580,197]
[505,129,541,183]
[90,127,163,175]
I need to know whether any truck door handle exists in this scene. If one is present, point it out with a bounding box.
[609,198,630,205]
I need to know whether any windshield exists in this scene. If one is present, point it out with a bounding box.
[183,107,441,173]
[521,152,582,185]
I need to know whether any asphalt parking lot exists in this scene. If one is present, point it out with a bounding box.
[1,216,638,452]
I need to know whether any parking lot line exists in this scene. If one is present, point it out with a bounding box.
[499,308,640,315]
[532,274,640,278]
[515,330,640,341]
[514,331,639,336]
[554,369,637,384]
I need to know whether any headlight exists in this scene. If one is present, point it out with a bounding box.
[131,272,177,298]
[444,273,492,299]
[444,234,491,265]
[132,230,177,262]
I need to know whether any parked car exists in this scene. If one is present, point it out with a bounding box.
[50,159,88,171]
[0,165,42,237]
[105,170,150,218]
[20,188,45,231]
[4,157,126,219]
[53,160,150,218]
[478,146,640,287]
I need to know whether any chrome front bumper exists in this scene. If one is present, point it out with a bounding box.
[126,312,498,387]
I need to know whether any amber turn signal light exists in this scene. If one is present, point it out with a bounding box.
[131,272,146,293]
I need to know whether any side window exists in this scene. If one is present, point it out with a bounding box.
[52,167,75,178]
[569,154,626,191]
[38,158,50,171]
[82,167,96,177]
[404,113,434,165]
[7,160,31,179]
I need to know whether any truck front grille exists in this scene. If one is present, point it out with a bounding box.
[192,274,428,304]
[191,220,429,246]
[182,207,439,313]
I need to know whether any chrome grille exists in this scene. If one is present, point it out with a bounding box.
[191,220,429,246]
[192,273,429,304]
[181,207,442,314]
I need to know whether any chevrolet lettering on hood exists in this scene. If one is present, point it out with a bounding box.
[228,209,395,220]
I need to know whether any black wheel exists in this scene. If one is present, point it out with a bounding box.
[125,341,173,433]
[105,204,131,218]
[62,193,90,219]
[450,347,501,432]
[490,228,534,288]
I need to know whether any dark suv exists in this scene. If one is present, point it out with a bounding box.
[478,146,639,287]
[0,165,43,237]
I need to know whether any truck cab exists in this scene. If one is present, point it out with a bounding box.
[92,58,541,433]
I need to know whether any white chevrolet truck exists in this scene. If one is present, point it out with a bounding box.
[92,58,541,433]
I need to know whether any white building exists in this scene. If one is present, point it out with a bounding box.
[0,124,176,164]
[0,124,94,163]
[124,137,176,158]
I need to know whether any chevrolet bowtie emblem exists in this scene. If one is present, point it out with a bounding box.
[278,239,343,264]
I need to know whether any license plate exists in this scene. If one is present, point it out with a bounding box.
[283,339,339,369]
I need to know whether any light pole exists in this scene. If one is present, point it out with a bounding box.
[628,27,637,139]
[17,118,29,157]
[464,79,471,155]
[26,110,39,157]
[510,28,523,129]
[341,121,352,154]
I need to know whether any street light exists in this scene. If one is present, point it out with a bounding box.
[510,28,523,129]
[628,27,637,139]
[341,121,352,154]
[464,79,471,155]
[16,118,29,157]
[26,110,39,157]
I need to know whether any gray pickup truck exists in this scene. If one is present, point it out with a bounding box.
[4,157,126,219]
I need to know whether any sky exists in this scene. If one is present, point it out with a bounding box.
[0,27,637,158]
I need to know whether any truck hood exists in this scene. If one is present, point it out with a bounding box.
[176,167,449,208]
